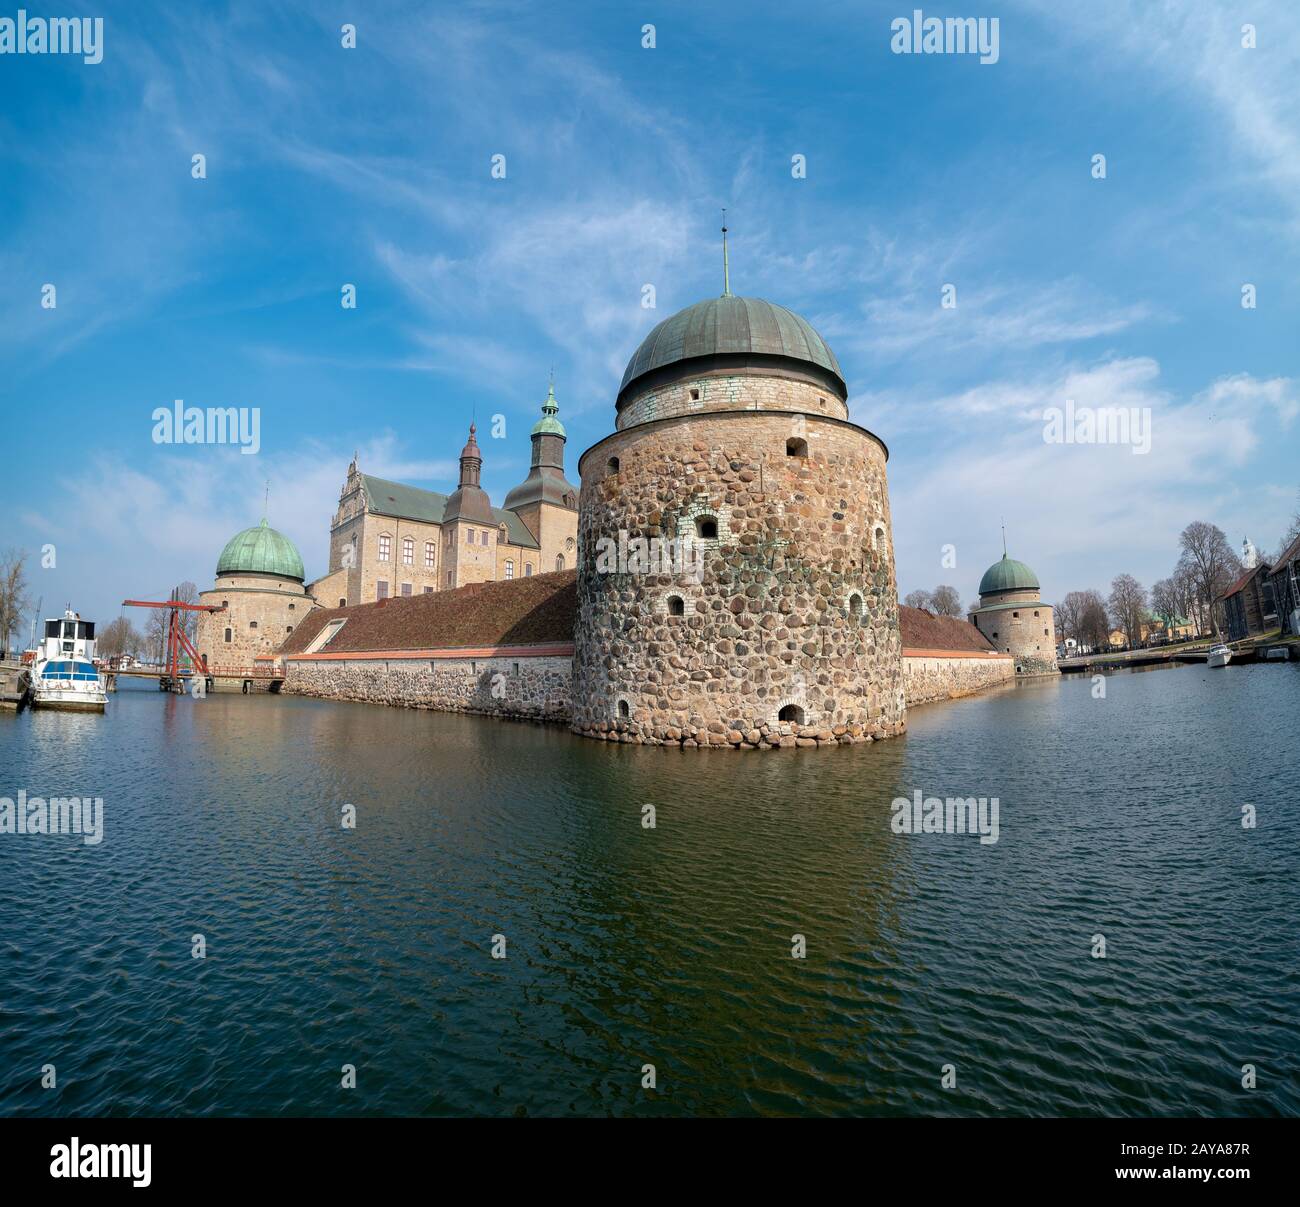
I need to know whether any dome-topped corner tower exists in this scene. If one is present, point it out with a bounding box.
[571,235,905,750]
[502,378,580,571]
[216,518,306,581]
[197,515,317,688]
[969,549,1059,677]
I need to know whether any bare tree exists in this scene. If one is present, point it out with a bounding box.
[143,609,168,665]
[903,589,934,611]
[0,549,31,659]
[98,617,143,660]
[1150,577,1180,622]
[1079,591,1110,650]
[1108,574,1148,648]
[930,584,962,617]
[1056,591,1087,646]
[1176,522,1240,637]
[1277,488,1300,559]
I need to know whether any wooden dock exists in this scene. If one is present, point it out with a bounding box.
[0,661,31,709]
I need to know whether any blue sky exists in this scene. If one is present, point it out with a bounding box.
[1,0,1296,628]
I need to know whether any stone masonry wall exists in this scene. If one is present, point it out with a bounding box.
[573,407,904,749]
[903,652,1016,707]
[617,372,848,431]
[972,602,1059,677]
[282,647,1014,727]
[282,653,572,721]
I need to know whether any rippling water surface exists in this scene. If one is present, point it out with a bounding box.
[1,662,1297,1117]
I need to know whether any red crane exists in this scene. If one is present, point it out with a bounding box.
[123,592,226,692]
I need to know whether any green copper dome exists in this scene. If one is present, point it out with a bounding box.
[531,380,566,437]
[978,554,1040,596]
[216,519,305,581]
[618,295,846,401]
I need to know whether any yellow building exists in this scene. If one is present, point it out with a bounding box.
[308,384,579,607]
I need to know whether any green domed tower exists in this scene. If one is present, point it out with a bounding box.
[216,519,306,581]
[970,547,1058,676]
[197,515,315,685]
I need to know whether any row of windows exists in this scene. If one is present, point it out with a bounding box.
[376,535,440,566]
[41,661,99,681]
[606,437,812,480]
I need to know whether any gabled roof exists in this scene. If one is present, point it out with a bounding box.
[360,473,539,549]
[281,570,575,654]
[898,607,998,652]
[1218,565,1261,600]
[1270,531,1300,573]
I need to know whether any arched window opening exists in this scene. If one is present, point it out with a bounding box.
[848,593,863,618]
[608,457,620,475]
[778,704,805,724]
[696,516,718,540]
[786,437,808,458]
[618,700,630,719]
[556,555,564,571]
[667,595,685,617]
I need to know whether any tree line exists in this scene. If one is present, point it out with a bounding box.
[1057,520,1248,650]
[0,550,199,664]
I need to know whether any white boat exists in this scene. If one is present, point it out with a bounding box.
[1206,643,1232,669]
[31,609,108,711]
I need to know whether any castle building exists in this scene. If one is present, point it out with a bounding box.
[307,384,579,608]
[570,283,906,747]
[968,552,1059,676]
[196,518,313,684]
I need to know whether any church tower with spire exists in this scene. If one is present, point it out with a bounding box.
[442,423,500,588]
[504,378,579,573]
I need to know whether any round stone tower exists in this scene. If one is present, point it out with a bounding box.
[571,288,904,749]
[969,552,1058,676]
[197,518,315,682]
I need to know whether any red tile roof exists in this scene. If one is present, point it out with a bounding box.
[898,606,998,653]
[281,571,576,655]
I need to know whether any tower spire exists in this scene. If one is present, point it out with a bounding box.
[1001,517,1007,558]
[721,208,732,297]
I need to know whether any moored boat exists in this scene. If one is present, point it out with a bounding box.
[1206,643,1232,669]
[31,609,108,711]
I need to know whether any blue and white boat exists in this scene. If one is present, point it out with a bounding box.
[31,609,107,711]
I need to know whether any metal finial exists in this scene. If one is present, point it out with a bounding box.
[1001,517,1007,558]
[722,208,733,296]
[264,480,270,522]
[721,208,732,297]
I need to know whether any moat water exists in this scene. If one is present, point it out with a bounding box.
[1,662,1297,1117]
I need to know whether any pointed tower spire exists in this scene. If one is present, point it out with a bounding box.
[1001,518,1008,558]
[721,208,732,297]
